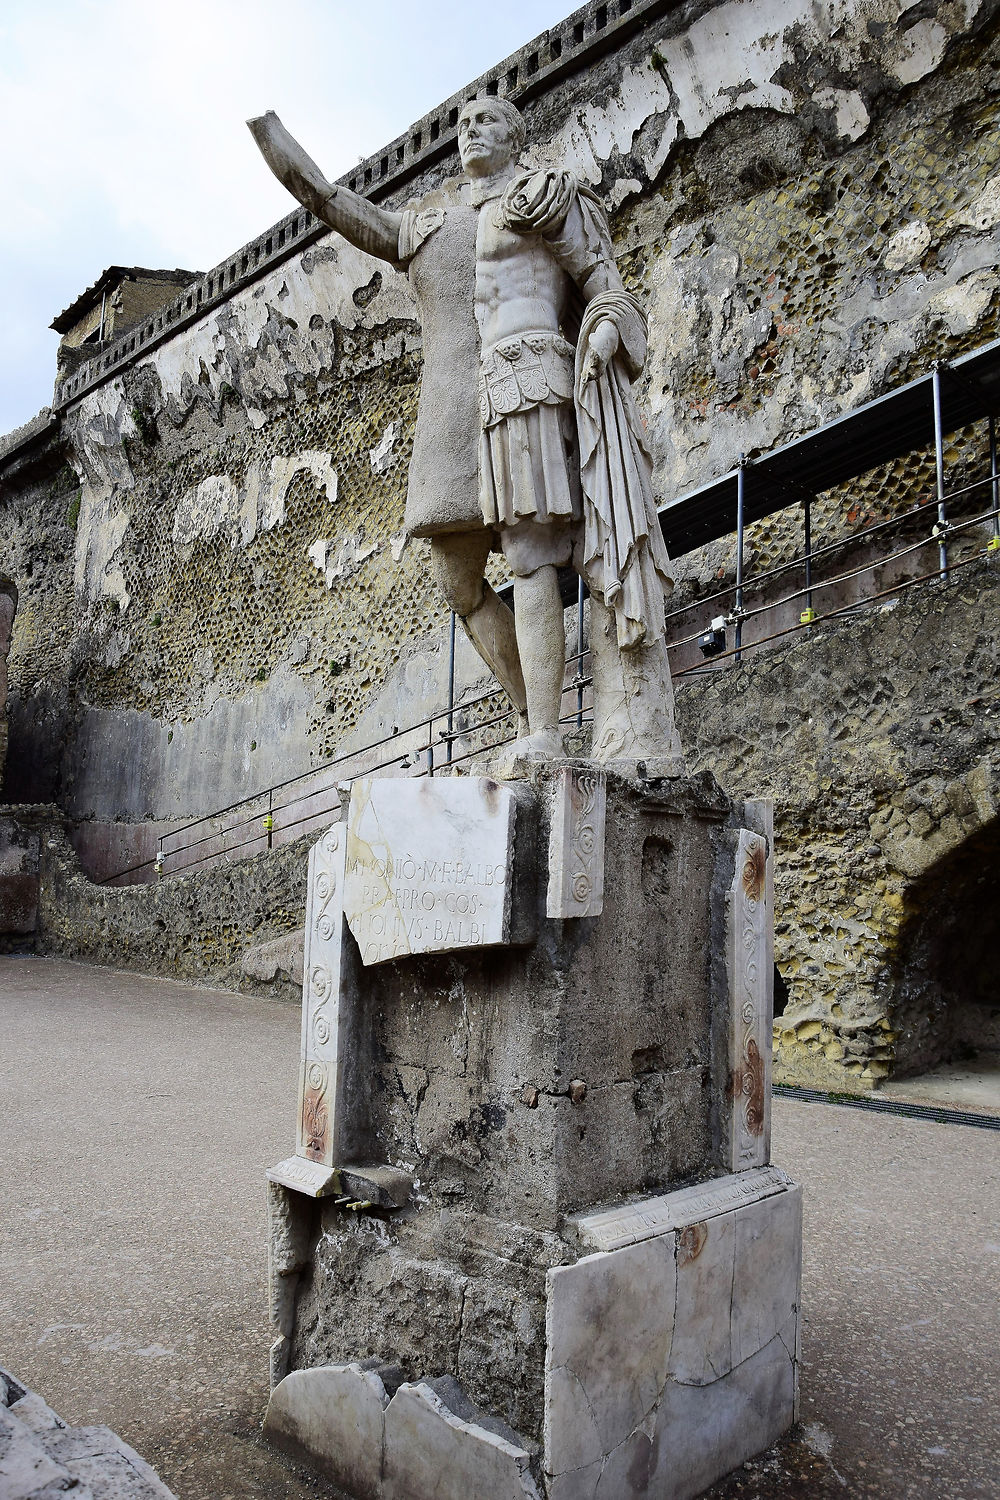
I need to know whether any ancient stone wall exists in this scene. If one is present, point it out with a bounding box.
[31,813,310,997]
[0,577,16,786]
[3,1,998,851]
[678,556,1000,1087]
[2,0,1000,1085]
[22,557,998,1088]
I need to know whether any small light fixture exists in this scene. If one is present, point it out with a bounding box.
[697,615,728,657]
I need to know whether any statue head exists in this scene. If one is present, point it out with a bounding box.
[457,97,526,177]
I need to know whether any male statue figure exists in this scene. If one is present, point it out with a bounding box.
[250,99,683,770]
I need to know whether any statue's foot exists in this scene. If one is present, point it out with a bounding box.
[491,727,565,779]
[591,713,685,776]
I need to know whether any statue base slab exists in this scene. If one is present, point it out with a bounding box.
[264,767,798,1496]
[264,1168,801,1500]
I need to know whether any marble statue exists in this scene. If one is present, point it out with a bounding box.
[249,99,683,770]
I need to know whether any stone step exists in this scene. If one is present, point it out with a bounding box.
[0,1364,176,1500]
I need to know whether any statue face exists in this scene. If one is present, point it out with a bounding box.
[458,103,516,177]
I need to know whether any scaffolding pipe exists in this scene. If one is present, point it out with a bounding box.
[932,366,949,582]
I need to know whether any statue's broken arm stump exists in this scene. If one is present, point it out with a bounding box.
[265,769,800,1500]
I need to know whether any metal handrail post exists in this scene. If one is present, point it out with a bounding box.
[797,494,818,626]
[932,365,949,582]
[991,415,1000,541]
[576,576,585,726]
[803,496,814,621]
[735,456,746,661]
[446,611,457,764]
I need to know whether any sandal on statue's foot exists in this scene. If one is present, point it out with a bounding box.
[490,727,564,779]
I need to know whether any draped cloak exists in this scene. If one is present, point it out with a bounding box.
[495,169,674,651]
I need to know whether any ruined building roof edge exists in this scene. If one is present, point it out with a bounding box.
[50,267,202,335]
[45,0,687,416]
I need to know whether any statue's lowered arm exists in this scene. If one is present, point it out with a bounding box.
[248,111,403,264]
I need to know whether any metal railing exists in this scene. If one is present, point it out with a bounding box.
[98,445,1000,887]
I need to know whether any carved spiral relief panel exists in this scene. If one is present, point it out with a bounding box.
[295,820,349,1168]
[547,768,606,919]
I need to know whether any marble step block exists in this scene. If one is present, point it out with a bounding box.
[544,1171,802,1500]
[0,1363,177,1500]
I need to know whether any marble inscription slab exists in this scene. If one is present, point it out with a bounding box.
[344,776,519,965]
[569,1165,792,1252]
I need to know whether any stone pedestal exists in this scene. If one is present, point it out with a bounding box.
[264,766,799,1499]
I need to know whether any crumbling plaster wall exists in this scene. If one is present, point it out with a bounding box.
[2,0,1000,1082]
[4,0,996,834]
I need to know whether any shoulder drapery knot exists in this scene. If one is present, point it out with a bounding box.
[397,206,445,265]
[499,170,577,234]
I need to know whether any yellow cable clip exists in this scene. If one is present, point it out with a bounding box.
[799,607,817,625]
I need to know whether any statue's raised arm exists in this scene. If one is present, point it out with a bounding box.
[248,111,402,264]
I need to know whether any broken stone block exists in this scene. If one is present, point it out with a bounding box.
[240,927,304,987]
[265,1363,388,1500]
[0,1408,70,1500]
[6,1392,64,1433]
[0,1370,176,1500]
[382,1382,541,1500]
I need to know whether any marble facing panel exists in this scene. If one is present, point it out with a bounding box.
[569,1165,792,1252]
[265,1368,541,1500]
[545,1238,676,1470]
[545,1177,801,1500]
[265,1364,387,1500]
[297,820,350,1165]
[546,766,606,918]
[383,1383,542,1500]
[727,808,774,1172]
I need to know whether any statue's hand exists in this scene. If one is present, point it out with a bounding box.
[580,319,620,385]
[248,111,337,219]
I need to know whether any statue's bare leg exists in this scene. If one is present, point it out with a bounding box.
[511,564,566,755]
[430,532,528,732]
[488,517,577,767]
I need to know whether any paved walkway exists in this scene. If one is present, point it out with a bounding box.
[2,956,998,1499]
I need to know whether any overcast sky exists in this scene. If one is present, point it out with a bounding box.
[0,0,577,437]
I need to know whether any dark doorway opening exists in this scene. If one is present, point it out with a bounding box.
[890,813,1000,1077]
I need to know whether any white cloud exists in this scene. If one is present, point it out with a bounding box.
[0,0,573,433]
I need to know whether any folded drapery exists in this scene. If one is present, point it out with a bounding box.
[575,290,674,651]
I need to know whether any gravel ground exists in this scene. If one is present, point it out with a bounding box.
[2,955,998,1499]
